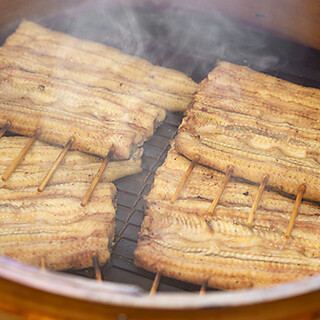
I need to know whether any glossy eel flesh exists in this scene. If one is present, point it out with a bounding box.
[0,20,198,159]
[175,61,320,201]
[135,146,320,289]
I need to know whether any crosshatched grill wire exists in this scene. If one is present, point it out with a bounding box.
[2,4,320,293]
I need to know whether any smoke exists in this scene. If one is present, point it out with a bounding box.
[24,1,290,81]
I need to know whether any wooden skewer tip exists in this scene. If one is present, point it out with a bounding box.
[92,252,102,282]
[149,272,161,295]
[0,120,11,138]
[170,154,200,204]
[2,131,39,181]
[208,165,234,215]
[2,120,11,128]
[199,280,208,295]
[247,174,269,226]
[40,257,46,271]
[226,165,234,173]
[37,137,74,192]
[285,184,306,239]
[262,174,269,184]
[298,183,307,193]
[81,146,114,207]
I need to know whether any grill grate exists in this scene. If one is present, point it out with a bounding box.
[1,4,320,293]
[106,111,206,293]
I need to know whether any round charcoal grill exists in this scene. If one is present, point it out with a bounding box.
[0,1,320,319]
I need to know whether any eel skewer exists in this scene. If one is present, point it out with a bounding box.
[40,254,103,282]
[150,272,161,295]
[285,184,306,238]
[0,121,11,139]
[38,137,74,192]
[247,175,269,226]
[170,154,200,204]
[40,257,46,271]
[92,252,102,282]
[208,165,234,215]
[199,280,208,295]
[2,130,39,181]
[81,146,114,207]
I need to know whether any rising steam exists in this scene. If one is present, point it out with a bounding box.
[17,0,289,82]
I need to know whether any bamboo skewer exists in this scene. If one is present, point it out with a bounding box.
[247,174,269,226]
[2,131,39,181]
[150,272,161,295]
[81,146,114,207]
[199,280,208,295]
[38,137,74,192]
[40,254,102,282]
[92,252,102,282]
[285,184,306,239]
[170,154,200,204]
[40,257,46,271]
[208,165,234,215]
[0,121,11,139]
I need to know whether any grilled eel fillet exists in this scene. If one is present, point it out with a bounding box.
[0,137,119,270]
[0,181,116,270]
[0,20,197,160]
[175,61,320,202]
[135,146,320,290]
[0,135,140,270]
[0,136,142,188]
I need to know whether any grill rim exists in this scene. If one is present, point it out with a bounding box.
[1,255,320,310]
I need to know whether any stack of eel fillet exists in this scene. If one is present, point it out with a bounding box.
[0,136,143,270]
[135,61,320,289]
[135,146,320,289]
[0,20,197,160]
[0,21,197,270]
[175,61,320,201]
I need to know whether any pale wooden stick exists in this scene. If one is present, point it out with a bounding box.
[170,154,200,204]
[92,252,102,282]
[199,280,208,295]
[2,131,39,181]
[40,257,46,271]
[0,121,11,139]
[38,137,74,192]
[81,146,114,207]
[285,184,306,239]
[208,166,234,215]
[149,272,161,295]
[247,175,269,226]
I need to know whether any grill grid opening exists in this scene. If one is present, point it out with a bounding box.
[1,4,320,293]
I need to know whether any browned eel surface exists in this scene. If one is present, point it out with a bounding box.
[0,136,142,188]
[0,137,120,270]
[0,181,116,270]
[134,146,320,290]
[0,20,198,159]
[175,61,320,201]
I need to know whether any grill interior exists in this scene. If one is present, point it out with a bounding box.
[1,3,320,294]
